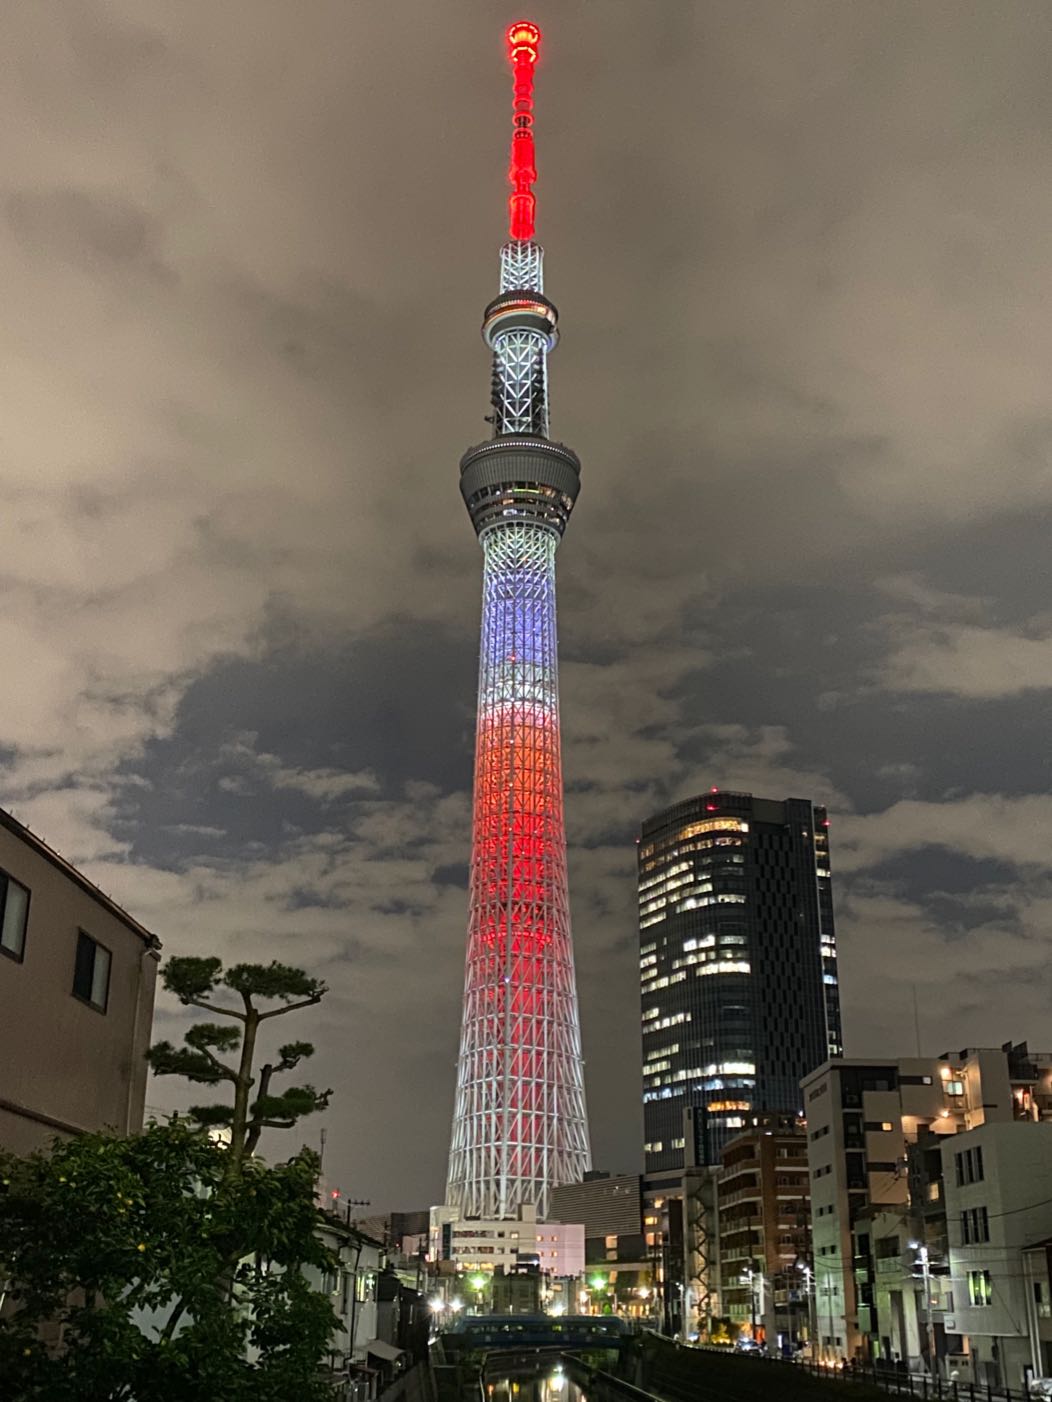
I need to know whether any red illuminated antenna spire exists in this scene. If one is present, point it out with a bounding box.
[506,21,541,241]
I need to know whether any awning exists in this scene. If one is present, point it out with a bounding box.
[366,1340,406,1364]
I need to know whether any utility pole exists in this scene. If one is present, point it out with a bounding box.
[802,1264,818,1355]
[910,1241,938,1379]
[819,1261,836,1363]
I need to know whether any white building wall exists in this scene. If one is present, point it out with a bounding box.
[429,1203,584,1279]
[942,1122,1052,1389]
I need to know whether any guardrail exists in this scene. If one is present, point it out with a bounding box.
[687,1345,1036,1402]
[794,1358,1036,1402]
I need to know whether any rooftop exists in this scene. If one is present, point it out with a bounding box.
[0,805,160,949]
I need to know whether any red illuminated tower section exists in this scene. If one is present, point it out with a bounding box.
[446,22,591,1221]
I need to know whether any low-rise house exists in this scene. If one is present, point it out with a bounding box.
[0,806,160,1153]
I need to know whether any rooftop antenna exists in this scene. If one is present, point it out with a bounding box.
[506,21,541,240]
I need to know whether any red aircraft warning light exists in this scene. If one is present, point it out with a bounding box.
[506,21,542,241]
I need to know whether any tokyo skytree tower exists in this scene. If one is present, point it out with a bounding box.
[445,21,591,1221]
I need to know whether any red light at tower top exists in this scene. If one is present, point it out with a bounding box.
[506,21,542,241]
[507,20,540,62]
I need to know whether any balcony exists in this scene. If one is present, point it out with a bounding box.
[875,1256,908,1277]
[721,1245,762,1266]
[721,1215,763,1231]
[720,1186,762,1207]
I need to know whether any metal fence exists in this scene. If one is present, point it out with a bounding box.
[796,1356,1032,1402]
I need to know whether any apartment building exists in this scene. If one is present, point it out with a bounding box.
[428,1202,584,1280]
[719,1119,811,1345]
[550,1172,652,1313]
[0,806,160,1153]
[941,1121,1052,1388]
[643,1108,722,1339]
[804,1044,1052,1365]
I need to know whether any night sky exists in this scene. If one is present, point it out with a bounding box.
[3,1,1052,1211]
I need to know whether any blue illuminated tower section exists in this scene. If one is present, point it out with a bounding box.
[445,22,591,1221]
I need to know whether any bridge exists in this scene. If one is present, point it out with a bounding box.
[438,1313,630,1358]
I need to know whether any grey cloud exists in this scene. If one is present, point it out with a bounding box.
[6,188,169,279]
[4,0,1052,1204]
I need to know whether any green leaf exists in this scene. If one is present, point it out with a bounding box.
[185,1022,242,1054]
[251,1086,331,1127]
[276,1040,314,1071]
[188,1103,234,1128]
[146,1042,225,1085]
[161,956,223,1003]
[0,1123,338,1397]
[223,962,326,1004]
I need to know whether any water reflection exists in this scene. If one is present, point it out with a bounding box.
[485,1361,586,1402]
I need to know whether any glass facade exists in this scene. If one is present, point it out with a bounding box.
[639,792,843,1172]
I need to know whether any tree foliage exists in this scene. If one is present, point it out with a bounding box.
[146,956,331,1171]
[0,955,342,1397]
[0,1121,339,1401]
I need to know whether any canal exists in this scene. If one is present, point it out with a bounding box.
[483,1359,589,1402]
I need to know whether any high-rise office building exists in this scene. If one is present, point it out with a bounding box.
[639,791,842,1174]
[445,22,590,1222]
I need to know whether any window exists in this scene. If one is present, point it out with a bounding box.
[967,1270,992,1307]
[0,872,29,962]
[955,1145,985,1186]
[73,931,111,1011]
[960,1207,989,1244]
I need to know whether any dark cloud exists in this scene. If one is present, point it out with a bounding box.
[2,1,1052,1208]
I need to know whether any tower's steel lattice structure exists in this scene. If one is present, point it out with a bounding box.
[446,22,591,1221]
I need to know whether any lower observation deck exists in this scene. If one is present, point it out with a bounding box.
[460,435,581,537]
